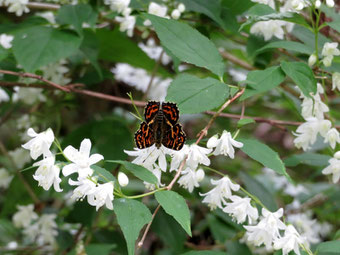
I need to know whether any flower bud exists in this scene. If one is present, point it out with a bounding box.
[334,151,340,160]
[178,3,185,13]
[171,9,181,20]
[332,72,340,91]
[196,168,205,182]
[315,0,321,8]
[118,172,129,187]
[326,0,334,8]
[308,53,317,67]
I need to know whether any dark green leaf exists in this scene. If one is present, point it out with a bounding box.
[114,198,152,255]
[85,244,116,255]
[281,61,317,97]
[207,214,236,243]
[107,160,158,185]
[284,153,331,167]
[145,14,225,77]
[221,0,255,15]
[155,190,192,236]
[239,138,292,182]
[0,46,8,62]
[239,172,277,211]
[166,74,229,114]
[12,27,81,72]
[56,4,97,35]
[237,118,255,127]
[256,41,313,55]
[316,241,340,254]
[91,165,116,183]
[241,66,285,100]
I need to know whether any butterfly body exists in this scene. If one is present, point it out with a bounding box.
[134,101,186,150]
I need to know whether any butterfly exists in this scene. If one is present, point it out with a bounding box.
[134,101,186,150]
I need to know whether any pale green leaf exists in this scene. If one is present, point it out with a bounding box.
[91,165,115,183]
[256,41,313,55]
[114,199,152,255]
[281,61,317,97]
[155,190,192,236]
[284,153,331,167]
[107,160,158,185]
[238,138,292,182]
[316,241,340,254]
[12,27,82,72]
[145,14,225,77]
[166,74,229,114]
[237,118,255,128]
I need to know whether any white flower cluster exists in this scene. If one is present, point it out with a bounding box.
[0,33,14,49]
[294,84,340,151]
[112,39,172,101]
[0,0,30,16]
[21,128,114,211]
[12,204,58,246]
[321,42,340,67]
[322,151,340,183]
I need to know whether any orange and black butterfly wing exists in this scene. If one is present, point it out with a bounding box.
[162,102,179,126]
[134,122,155,149]
[144,101,160,124]
[162,124,186,150]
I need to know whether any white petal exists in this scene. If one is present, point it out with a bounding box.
[89,154,104,165]
[27,128,38,137]
[45,128,55,143]
[62,163,79,177]
[63,146,79,162]
[207,135,219,148]
[79,139,92,158]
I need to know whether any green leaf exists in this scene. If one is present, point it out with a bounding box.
[256,41,313,55]
[114,199,152,255]
[207,214,236,243]
[85,244,116,255]
[316,241,340,254]
[166,74,229,114]
[241,66,285,100]
[239,172,277,211]
[56,4,97,36]
[284,153,331,167]
[12,27,82,72]
[182,251,226,255]
[145,14,225,77]
[91,165,116,183]
[238,138,292,182]
[179,0,226,29]
[97,28,169,76]
[155,190,192,236]
[0,46,8,62]
[107,160,158,185]
[281,61,317,97]
[237,118,255,128]
[221,0,255,15]
[327,21,340,34]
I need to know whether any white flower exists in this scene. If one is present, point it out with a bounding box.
[291,0,308,11]
[332,72,340,91]
[6,0,29,16]
[33,155,62,192]
[12,87,46,104]
[207,130,243,158]
[201,176,240,210]
[115,14,136,37]
[69,178,97,201]
[0,88,9,103]
[23,214,58,245]
[0,33,14,49]
[315,0,321,8]
[178,167,204,192]
[283,183,308,197]
[287,212,320,244]
[321,42,340,67]
[250,20,285,41]
[12,204,38,228]
[36,11,56,24]
[324,128,340,149]
[138,38,171,65]
[87,182,114,211]
[8,147,31,169]
[322,152,340,183]
[144,2,168,26]
[274,225,306,255]
[251,0,275,8]
[125,145,170,171]
[326,0,335,8]
[22,128,54,160]
[293,118,331,151]
[104,0,130,13]
[244,208,286,249]
[178,3,185,12]
[62,139,104,180]
[301,94,329,120]
[308,53,317,67]
[171,9,181,19]
[118,172,129,187]
[41,59,71,86]
[186,144,212,169]
[223,196,258,224]
[144,164,164,190]
[0,168,13,189]
[170,144,190,172]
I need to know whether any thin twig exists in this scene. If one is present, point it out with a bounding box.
[27,2,60,10]
[219,51,255,71]
[137,89,246,249]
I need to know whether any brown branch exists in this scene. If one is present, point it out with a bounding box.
[137,89,246,249]
[219,51,255,71]
[27,2,60,10]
